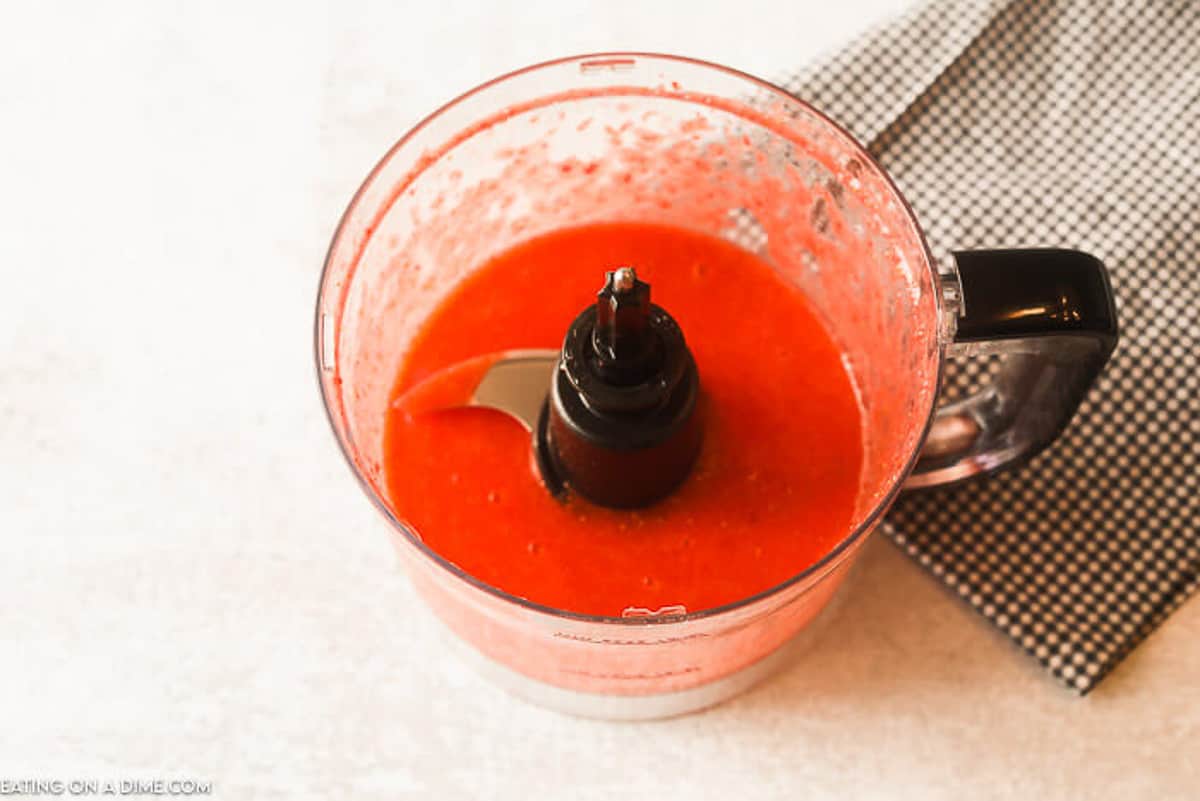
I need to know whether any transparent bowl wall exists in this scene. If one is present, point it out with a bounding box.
[316,54,941,713]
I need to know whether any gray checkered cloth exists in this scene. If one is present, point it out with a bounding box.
[787,0,1200,693]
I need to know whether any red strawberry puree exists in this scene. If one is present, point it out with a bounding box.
[382,221,864,617]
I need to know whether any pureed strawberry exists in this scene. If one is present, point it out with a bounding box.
[383,221,863,617]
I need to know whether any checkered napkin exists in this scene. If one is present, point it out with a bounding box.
[786,0,1200,693]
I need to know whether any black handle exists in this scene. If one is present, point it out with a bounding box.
[906,249,1119,488]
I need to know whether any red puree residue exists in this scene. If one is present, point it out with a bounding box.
[383,222,864,617]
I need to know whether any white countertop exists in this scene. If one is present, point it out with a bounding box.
[2,1,1197,798]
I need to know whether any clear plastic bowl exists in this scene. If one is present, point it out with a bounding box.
[315,53,941,719]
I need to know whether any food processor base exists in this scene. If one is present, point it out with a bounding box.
[437,625,797,720]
